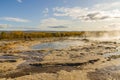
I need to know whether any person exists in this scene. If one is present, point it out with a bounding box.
[28,36,32,41]
[24,35,27,41]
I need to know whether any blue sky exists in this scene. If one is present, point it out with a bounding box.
[0,0,120,31]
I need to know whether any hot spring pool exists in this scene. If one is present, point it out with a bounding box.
[31,40,86,50]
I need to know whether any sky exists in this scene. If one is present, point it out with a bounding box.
[0,0,120,31]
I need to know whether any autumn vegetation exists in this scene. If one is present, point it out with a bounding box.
[0,31,118,40]
[0,31,85,40]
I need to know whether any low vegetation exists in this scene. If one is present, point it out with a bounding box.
[0,31,119,40]
[0,31,84,40]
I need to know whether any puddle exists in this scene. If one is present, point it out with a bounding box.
[103,47,120,58]
[31,40,86,50]
[103,52,120,58]
[0,55,19,59]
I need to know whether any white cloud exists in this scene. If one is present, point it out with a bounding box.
[39,1,120,31]
[40,18,71,27]
[43,8,49,16]
[39,17,120,31]
[53,7,88,19]
[81,10,120,21]
[103,23,120,30]
[39,18,99,30]
[93,2,120,10]
[1,17,30,23]
[17,0,22,3]
[39,18,83,31]
[0,24,10,28]
[53,2,120,21]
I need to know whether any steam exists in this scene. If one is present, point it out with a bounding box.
[83,31,120,41]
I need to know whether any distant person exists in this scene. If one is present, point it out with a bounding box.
[24,36,27,41]
[28,36,32,41]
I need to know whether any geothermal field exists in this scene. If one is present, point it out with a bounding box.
[0,31,120,80]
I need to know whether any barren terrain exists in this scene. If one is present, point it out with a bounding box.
[0,37,120,80]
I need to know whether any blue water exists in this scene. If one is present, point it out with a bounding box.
[32,40,84,50]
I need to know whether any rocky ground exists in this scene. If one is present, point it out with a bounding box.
[0,37,120,80]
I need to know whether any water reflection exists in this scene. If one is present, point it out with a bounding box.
[32,40,85,50]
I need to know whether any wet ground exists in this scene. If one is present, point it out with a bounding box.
[0,37,120,80]
[31,40,86,50]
